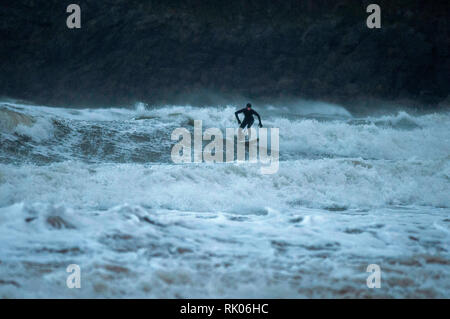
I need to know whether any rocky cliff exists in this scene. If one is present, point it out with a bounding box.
[0,0,449,108]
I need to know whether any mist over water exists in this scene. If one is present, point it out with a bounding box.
[0,100,449,298]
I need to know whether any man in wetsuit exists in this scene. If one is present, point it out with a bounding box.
[235,103,263,129]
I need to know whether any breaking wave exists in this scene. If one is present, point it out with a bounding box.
[0,100,449,298]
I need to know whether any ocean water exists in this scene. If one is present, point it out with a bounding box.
[0,101,449,298]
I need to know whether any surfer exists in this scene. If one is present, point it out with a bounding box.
[235,103,263,129]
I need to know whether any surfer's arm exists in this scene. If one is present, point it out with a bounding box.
[253,110,262,126]
[235,109,244,123]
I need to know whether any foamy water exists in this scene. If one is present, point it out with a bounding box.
[0,101,449,298]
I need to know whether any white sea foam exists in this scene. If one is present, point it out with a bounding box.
[0,158,449,210]
[0,100,449,298]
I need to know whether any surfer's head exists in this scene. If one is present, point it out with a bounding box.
[246,103,252,110]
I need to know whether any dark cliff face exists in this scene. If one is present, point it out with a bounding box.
[0,0,449,108]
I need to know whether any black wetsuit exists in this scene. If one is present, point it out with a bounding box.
[235,108,262,129]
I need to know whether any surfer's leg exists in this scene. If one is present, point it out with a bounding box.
[246,118,255,140]
[246,118,254,129]
[238,119,249,141]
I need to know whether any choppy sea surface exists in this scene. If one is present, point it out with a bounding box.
[0,100,449,298]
